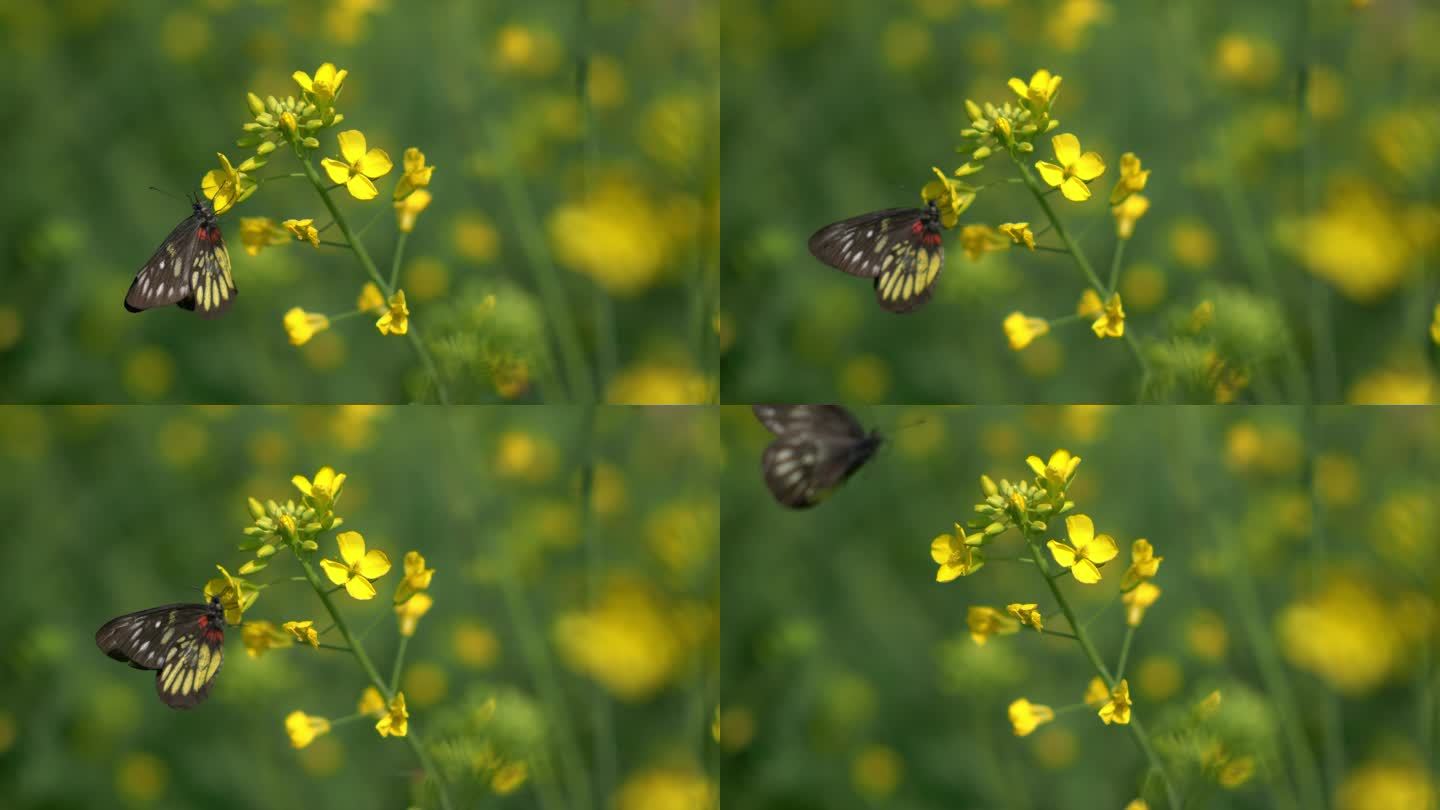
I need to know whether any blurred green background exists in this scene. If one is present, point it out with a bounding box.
[721,405,1440,809]
[0,405,718,808]
[0,0,718,404]
[720,0,1440,404]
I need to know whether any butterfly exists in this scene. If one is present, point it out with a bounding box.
[753,404,883,509]
[807,200,944,313]
[125,197,237,318]
[95,596,227,709]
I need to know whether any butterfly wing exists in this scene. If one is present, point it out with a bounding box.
[752,404,866,438]
[178,225,236,319]
[96,603,225,709]
[125,212,236,319]
[155,615,225,709]
[125,215,200,314]
[757,405,876,509]
[808,207,944,314]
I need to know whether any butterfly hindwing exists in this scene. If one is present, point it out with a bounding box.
[125,201,236,319]
[754,404,881,509]
[808,202,945,314]
[96,599,226,709]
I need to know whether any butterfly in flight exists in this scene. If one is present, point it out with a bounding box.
[808,200,944,313]
[125,197,237,318]
[753,404,883,509]
[95,596,227,709]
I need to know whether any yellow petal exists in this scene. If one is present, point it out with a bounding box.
[356,548,392,580]
[1035,161,1065,188]
[356,148,393,178]
[1066,514,1095,546]
[292,71,314,92]
[336,530,367,565]
[1052,133,1080,165]
[403,147,425,173]
[345,575,378,600]
[1060,176,1092,202]
[930,535,952,565]
[1026,455,1046,476]
[337,130,368,164]
[333,68,348,89]
[347,174,379,200]
[1073,151,1106,181]
[1007,77,1029,98]
[936,564,962,583]
[320,559,351,586]
[321,158,352,184]
[1087,533,1119,564]
[404,551,426,576]
[1047,539,1078,568]
[1072,559,1103,584]
[315,62,336,85]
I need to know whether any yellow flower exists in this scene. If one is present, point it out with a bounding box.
[1007,603,1044,631]
[376,289,410,335]
[200,152,257,214]
[1122,539,1164,589]
[239,217,289,256]
[1047,514,1118,584]
[319,531,392,600]
[282,218,320,247]
[357,282,385,313]
[920,166,974,228]
[1077,288,1104,317]
[292,62,348,105]
[1123,582,1162,626]
[1431,303,1440,344]
[396,592,433,637]
[394,551,435,604]
[394,189,432,233]
[1008,68,1063,109]
[930,525,985,582]
[967,605,1020,645]
[1036,134,1106,202]
[1099,679,1132,725]
[959,224,1008,260]
[375,692,408,737]
[283,620,319,648]
[998,222,1036,249]
[1004,312,1050,350]
[492,762,529,794]
[1026,449,1082,490]
[1092,293,1125,338]
[357,686,386,716]
[1113,193,1151,239]
[1008,698,1055,736]
[203,565,257,625]
[1083,676,1110,707]
[1110,152,1151,205]
[393,147,435,200]
[285,711,331,749]
[241,620,292,658]
[321,130,393,200]
[1125,801,1150,810]
[283,307,329,346]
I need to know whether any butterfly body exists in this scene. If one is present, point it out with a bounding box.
[96,596,226,708]
[753,404,882,508]
[125,199,237,318]
[807,201,944,313]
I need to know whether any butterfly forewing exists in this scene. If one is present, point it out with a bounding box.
[96,601,226,709]
[808,204,944,314]
[125,201,237,319]
[754,404,880,509]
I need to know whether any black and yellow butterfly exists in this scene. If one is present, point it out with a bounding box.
[125,197,237,318]
[753,404,883,509]
[95,596,226,709]
[808,200,944,313]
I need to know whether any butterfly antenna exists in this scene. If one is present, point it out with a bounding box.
[147,186,185,202]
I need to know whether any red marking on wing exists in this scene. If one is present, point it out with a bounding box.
[198,227,211,242]
[923,233,943,246]
[205,628,224,643]
[910,221,924,234]
[198,615,208,628]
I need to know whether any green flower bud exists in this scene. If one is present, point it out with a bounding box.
[247,92,266,117]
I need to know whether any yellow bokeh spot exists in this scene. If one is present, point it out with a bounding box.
[0,306,22,350]
[550,178,671,296]
[404,257,450,302]
[1135,656,1184,700]
[1347,368,1436,404]
[615,766,716,810]
[591,463,629,517]
[0,711,16,753]
[160,11,210,63]
[641,93,706,173]
[247,429,289,467]
[453,212,500,263]
[851,744,903,799]
[496,430,558,482]
[1337,757,1437,810]
[1017,337,1063,378]
[157,420,208,468]
[453,621,501,669]
[402,661,449,707]
[894,407,947,459]
[495,24,561,76]
[1032,727,1078,769]
[115,752,168,803]
[123,347,174,400]
[881,20,932,72]
[1169,219,1218,269]
[1315,453,1361,507]
[298,736,344,777]
[587,54,627,109]
[839,354,890,403]
[302,331,347,372]
[719,706,756,753]
[1186,611,1229,661]
[606,362,713,404]
[1120,263,1167,311]
[1214,33,1279,85]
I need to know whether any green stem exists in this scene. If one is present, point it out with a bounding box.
[1024,535,1181,810]
[297,153,450,405]
[316,642,352,652]
[1108,236,1127,295]
[390,633,410,695]
[576,403,616,805]
[1116,624,1136,681]
[389,230,409,290]
[298,557,453,810]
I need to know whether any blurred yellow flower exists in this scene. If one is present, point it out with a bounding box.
[1431,303,1440,344]
[968,605,1020,645]
[1004,312,1050,350]
[375,692,408,737]
[550,179,669,296]
[495,24,561,76]
[292,62,347,105]
[606,362,713,404]
[1278,576,1405,693]
[376,289,410,335]
[616,766,717,810]
[1077,288,1104,317]
[393,147,435,201]
[1048,515,1117,584]
[998,222,1036,249]
[1099,679,1132,725]
[394,551,435,604]
[1123,582,1161,626]
[452,212,500,262]
[283,620,319,648]
[283,308,330,347]
[1083,676,1110,707]
[395,190,432,233]
[960,224,1008,260]
[320,531,392,600]
[1337,757,1438,810]
[555,579,688,700]
[282,218,320,248]
[1007,603,1044,631]
[1008,698,1055,736]
[1036,134,1105,202]
[203,565,257,625]
[241,620,292,658]
[852,744,903,799]
[452,621,500,668]
[322,130,393,200]
[587,54,627,109]
[396,592,433,637]
[492,762,529,794]
[200,153,256,214]
[1125,801,1150,810]
[921,166,973,228]
[1121,539,1163,589]
[285,711,331,749]
[1027,448,1081,490]
[356,283,385,313]
[1214,34,1278,86]
[114,751,167,802]
[293,466,346,510]
[357,686,385,716]
[931,525,985,582]
[1008,69,1063,109]
[1113,194,1150,240]
[1092,293,1125,338]
[239,217,289,256]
